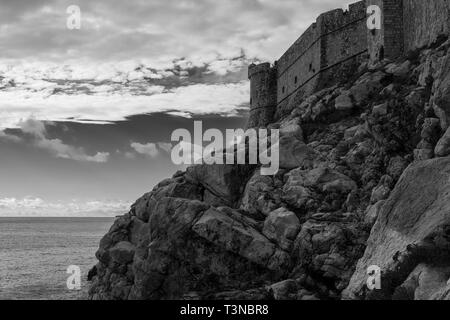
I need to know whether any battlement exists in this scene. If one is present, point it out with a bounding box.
[248,62,273,79]
[318,1,366,34]
[246,0,450,128]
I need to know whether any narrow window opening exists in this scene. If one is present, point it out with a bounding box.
[309,63,313,72]
[379,46,385,60]
[294,76,298,84]
[282,86,285,94]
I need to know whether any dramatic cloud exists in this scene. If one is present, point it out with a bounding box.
[0,0,356,130]
[0,0,356,63]
[0,75,249,129]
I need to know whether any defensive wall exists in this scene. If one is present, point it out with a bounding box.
[247,0,450,128]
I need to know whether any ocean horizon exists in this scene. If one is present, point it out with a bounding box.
[0,217,114,300]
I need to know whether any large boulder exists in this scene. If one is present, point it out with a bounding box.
[110,241,135,264]
[240,171,282,218]
[292,217,367,295]
[271,136,319,170]
[349,71,386,106]
[262,208,301,251]
[186,164,254,207]
[435,127,450,157]
[193,207,291,272]
[343,157,450,300]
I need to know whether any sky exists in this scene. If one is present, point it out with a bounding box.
[0,0,356,216]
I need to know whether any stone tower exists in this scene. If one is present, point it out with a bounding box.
[247,63,277,129]
[367,0,404,62]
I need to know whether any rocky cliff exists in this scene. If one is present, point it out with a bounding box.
[88,37,450,300]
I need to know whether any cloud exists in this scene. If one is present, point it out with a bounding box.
[157,142,173,154]
[35,138,110,163]
[0,0,356,64]
[0,196,130,217]
[17,118,110,163]
[0,130,22,143]
[0,79,250,129]
[131,142,159,158]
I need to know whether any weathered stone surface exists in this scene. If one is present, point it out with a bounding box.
[292,219,366,293]
[343,157,450,300]
[364,200,385,226]
[372,103,388,116]
[432,48,450,130]
[435,127,450,157]
[274,136,319,170]
[110,241,135,264]
[349,71,385,105]
[193,207,290,271]
[186,164,254,207]
[279,118,303,141]
[263,208,300,251]
[385,60,411,76]
[393,264,450,300]
[335,92,354,111]
[413,148,434,161]
[240,171,281,218]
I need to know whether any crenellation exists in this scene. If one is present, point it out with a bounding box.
[247,0,450,128]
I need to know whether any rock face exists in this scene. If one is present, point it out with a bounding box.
[89,38,450,300]
[343,157,450,300]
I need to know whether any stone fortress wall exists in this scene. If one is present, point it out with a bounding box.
[248,0,450,128]
[403,0,450,52]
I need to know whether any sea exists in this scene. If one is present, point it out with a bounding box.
[0,217,114,300]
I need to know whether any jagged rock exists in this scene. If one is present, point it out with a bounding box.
[274,136,319,170]
[349,71,385,105]
[90,38,450,301]
[282,175,312,210]
[311,101,328,120]
[133,175,202,222]
[186,164,254,207]
[387,156,409,180]
[370,178,391,204]
[432,48,450,130]
[240,171,281,218]
[405,88,426,109]
[193,207,291,271]
[280,118,303,141]
[394,264,450,300]
[385,60,411,76]
[110,242,135,264]
[292,219,366,293]
[344,125,360,140]
[343,157,450,300]
[420,118,441,144]
[414,148,434,161]
[364,200,385,226]
[335,92,354,111]
[435,127,450,157]
[263,208,301,251]
[269,279,299,300]
[372,103,388,116]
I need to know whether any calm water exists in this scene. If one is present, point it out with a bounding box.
[0,217,114,300]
